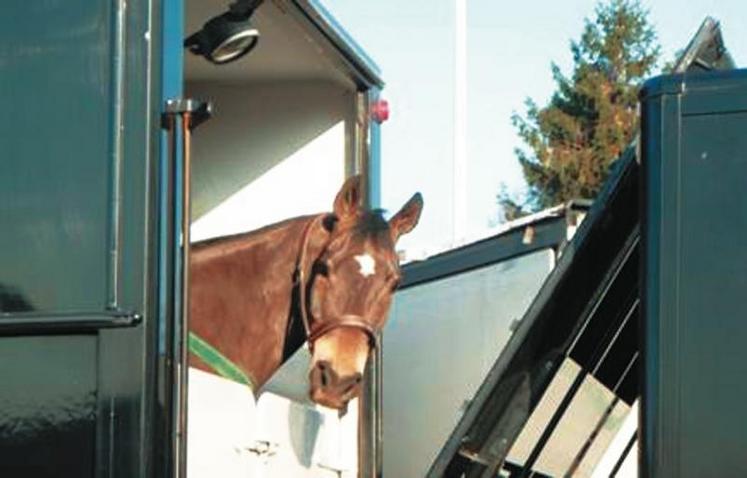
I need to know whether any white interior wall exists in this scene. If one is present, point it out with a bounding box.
[188,356,359,478]
[187,80,355,241]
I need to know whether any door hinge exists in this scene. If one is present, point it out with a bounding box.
[162,98,212,130]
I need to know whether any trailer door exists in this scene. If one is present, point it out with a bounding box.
[0,1,182,476]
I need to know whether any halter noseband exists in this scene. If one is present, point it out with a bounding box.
[293,214,379,352]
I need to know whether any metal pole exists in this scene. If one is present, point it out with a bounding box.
[162,98,210,478]
[167,113,182,478]
[357,90,381,478]
[176,112,192,478]
[453,0,467,242]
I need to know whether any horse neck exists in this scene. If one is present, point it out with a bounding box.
[189,215,327,389]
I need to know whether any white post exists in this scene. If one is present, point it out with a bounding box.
[453,0,467,242]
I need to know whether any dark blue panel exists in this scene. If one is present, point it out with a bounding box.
[677,111,747,477]
[0,1,112,312]
[1,0,171,475]
[0,336,97,477]
[642,70,747,478]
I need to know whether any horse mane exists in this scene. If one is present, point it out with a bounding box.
[193,209,391,251]
[191,215,310,250]
[354,209,388,234]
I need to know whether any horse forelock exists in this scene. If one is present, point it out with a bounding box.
[350,209,392,245]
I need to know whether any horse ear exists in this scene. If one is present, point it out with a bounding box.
[333,175,363,219]
[389,192,423,241]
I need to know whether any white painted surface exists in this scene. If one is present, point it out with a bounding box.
[190,120,346,241]
[186,81,353,241]
[187,368,259,477]
[188,346,358,478]
[383,249,556,477]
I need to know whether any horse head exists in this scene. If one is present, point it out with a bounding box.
[302,176,423,409]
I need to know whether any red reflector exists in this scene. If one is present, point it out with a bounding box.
[372,99,389,123]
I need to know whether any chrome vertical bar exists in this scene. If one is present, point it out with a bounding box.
[108,0,127,308]
[176,111,192,478]
[163,98,210,478]
[356,89,381,478]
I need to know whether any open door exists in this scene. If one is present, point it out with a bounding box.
[0,1,188,476]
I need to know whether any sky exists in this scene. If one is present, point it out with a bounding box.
[319,0,747,255]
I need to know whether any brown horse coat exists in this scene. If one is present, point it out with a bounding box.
[189,176,423,408]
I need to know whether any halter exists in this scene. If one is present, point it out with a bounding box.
[293,214,379,352]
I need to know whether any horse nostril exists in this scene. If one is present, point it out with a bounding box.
[341,373,363,395]
[315,362,362,394]
[317,361,332,388]
[346,373,363,389]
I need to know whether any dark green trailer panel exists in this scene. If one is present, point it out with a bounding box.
[0,1,181,476]
[640,69,747,478]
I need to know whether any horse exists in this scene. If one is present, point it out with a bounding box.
[189,175,423,409]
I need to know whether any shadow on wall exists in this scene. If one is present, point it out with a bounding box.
[0,283,34,312]
[190,120,347,241]
[288,401,322,467]
[185,80,353,224]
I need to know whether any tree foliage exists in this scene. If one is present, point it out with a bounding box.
[499,0,660,220]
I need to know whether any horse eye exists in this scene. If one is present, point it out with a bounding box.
[313,261,330,276]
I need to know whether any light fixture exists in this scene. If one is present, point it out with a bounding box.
[185,0,262,65]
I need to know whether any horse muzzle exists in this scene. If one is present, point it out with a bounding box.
[309,359,363,409]
[307,323,373,409]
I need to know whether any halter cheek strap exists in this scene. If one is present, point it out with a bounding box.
[294,215,379,352]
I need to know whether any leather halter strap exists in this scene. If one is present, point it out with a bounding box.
[294,214,379,352]
[307,315,378,349]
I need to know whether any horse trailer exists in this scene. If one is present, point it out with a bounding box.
[3,4,747,478]
[1,1,386,477]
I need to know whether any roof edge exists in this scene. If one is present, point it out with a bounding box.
[292,0,385,89]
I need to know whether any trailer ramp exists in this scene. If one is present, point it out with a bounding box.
[426,18,735,478]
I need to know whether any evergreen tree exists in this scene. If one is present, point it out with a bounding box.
[499,0,660,220]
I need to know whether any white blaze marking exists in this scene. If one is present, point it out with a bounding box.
[354,254,376,277]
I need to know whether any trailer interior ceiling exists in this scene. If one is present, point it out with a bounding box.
[186,0,355,88]
[426,18,735,478]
